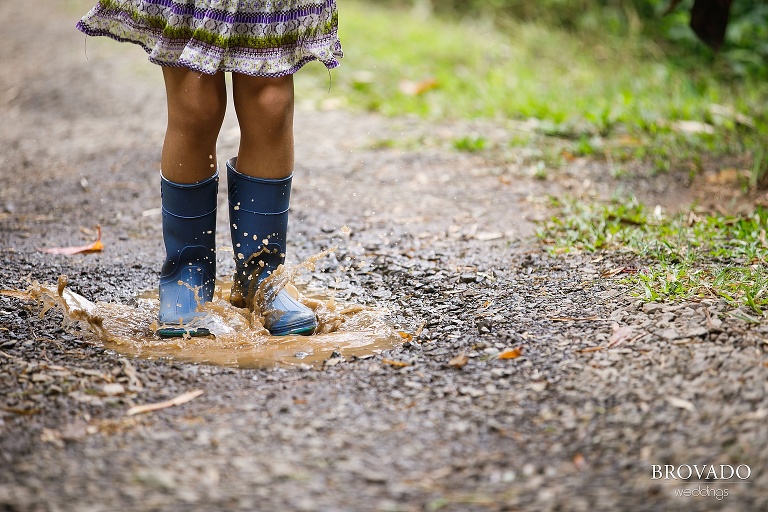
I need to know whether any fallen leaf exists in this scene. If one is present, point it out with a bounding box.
[398,331,413,342]
[399,78,439,96]
[126,390,204,416]
[601,266,640,278]
[613,135,643,147]
[473,232,503,241]
[549,316,601,322]
[670,120,715,135]
[705,168,743,185]
[40,225,104,255]
[606,324,634,348]
[40,428,64,447]
[1,406,41,415]
[576,346,604,353]
[573,453,589,471]
[448,353,469,368]
[666,396,695,412]
[382,359,410,368]
[497,347,523,360]
[459,386,485,398]
[101,383,126,396]
[121,358,143,390]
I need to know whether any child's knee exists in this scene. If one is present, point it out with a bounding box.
[235,76,294,122]
[180,92,226,127]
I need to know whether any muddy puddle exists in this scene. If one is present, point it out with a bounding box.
[4,268,402,369]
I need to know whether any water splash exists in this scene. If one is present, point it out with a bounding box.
[4,259,401,369]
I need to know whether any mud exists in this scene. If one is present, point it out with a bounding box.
[2,1,768,511]
[7,274,398,370]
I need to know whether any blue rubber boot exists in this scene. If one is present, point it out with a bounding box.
[227,158,317,336]
[157,172,218,338]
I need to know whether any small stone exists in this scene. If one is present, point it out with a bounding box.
[598,290,623,299]
[660,328,681,341]
[458,386,485,398]
[686,326,709,337]
[101,383,125,396]
[642,303,665,314]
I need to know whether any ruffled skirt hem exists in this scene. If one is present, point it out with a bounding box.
[77,0,343,77]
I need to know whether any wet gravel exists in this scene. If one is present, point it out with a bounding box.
[2,1,768,511]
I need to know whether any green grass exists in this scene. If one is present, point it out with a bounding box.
[293,1,768,311]
[538,198,768,313]
[297,1,768,172]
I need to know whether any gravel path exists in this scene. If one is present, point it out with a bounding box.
[1,1,767,511]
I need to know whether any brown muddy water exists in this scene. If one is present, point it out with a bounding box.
[4,271,402,369]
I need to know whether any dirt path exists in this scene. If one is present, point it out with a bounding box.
[2,1,767,511]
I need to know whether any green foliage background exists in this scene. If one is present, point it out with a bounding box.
[384,0,768,79]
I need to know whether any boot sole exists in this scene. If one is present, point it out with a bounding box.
[269,322,316,337]
[156,327,212,338]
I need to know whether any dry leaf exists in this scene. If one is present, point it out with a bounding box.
[497,347,523,360]
[398,331,413,342]
[398,78,439,96]
[101,383,126,396]
[2,406,41,415]
[666,396,695,412]
[576,346,604,353]
[705,168,743,185]
[40,225,104,255]
[670,120,715,135]
[550,316,600,322]
[573,453,589,471]
[126,390,204,416]
[601,266,640,278]
[606,324,634,348]
[448,353,469,368]
[381,359,410,368]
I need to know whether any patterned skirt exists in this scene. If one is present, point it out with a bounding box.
[77,0,342,77]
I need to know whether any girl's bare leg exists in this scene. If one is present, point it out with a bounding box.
[231,73,295,179]
[161,67,227,184]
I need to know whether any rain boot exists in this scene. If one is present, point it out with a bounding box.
[227,157,317,336]
[157,172,218,338]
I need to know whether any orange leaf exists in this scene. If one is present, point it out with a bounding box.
[382,359,410,367]
[398,331,413,342]
[41,226,104,255]
[573,453,588,471]
[398,78,439,96]
[448,353,469,368]
[497,347,523,360]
